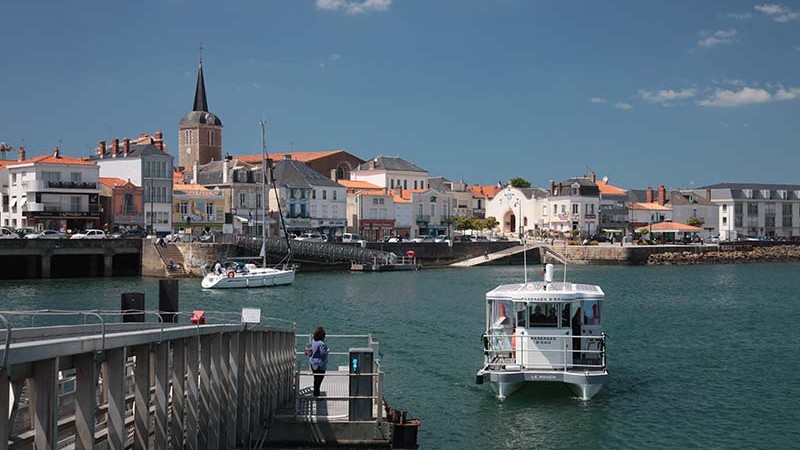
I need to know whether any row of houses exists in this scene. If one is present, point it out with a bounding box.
[2,62,799,241]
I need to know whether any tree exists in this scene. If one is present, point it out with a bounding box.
[482,217,499,231]
[507,177,531,189]
[454,215,479,231]
[687,217,704,227]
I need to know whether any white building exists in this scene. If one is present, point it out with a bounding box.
[340,180,397,241]
[543,178,601,237]
[485,186,545,237]
[1,147,100,231]
[697,183,800,240]
[88,136,174,234]
[350,156,429,191]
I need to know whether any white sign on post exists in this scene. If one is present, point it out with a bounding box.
[241,307,261,324]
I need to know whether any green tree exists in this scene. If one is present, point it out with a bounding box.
[482,216,499,231]
[687,217,704,227]
[454,215,478,231]
[507,177,531,189]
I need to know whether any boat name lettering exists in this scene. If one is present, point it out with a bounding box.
[532,374,559,380]
[532,336,558,345]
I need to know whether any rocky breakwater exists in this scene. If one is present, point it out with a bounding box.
[647,245,800,265]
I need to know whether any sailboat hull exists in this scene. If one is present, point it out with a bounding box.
[201,268,295,289]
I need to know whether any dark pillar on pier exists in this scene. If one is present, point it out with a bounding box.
[41,253,52,279]
[159,279,179,323]
[104,251,114,277]
[122,293,146,322]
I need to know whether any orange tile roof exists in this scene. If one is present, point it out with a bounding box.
[596,180,627,195]
[338,180,382,190]
[238,150,343,164]
[630,202,672,211]
[359,190,391,197]
[392,195,411,203]
[469,185,502,198]
[640,222,703,232]
[173,183,222,196]
[99,177,128,188]
[11,154,96,166]
[390,188,427,201]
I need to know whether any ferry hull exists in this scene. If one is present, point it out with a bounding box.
[478,368,607,401]
[201,269,295,289]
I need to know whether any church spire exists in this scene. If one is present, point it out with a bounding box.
[193,61,208,112]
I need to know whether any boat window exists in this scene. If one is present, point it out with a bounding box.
[528,302,557,327]
[584,300,601,325]
[491,300,514,328]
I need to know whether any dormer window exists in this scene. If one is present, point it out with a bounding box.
[743,189,753,199]
[761,189,769,199]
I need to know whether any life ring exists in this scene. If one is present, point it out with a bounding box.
[226,270,235,279]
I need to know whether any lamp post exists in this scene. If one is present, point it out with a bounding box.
[148,178,154,236]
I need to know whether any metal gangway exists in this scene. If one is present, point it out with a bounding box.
[0,309,296,449]
[237,236,396,266]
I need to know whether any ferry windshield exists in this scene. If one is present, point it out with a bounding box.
[528,302,557,327]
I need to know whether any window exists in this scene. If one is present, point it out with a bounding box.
[722,216,727,225]
[722,204,727,212]
[379,198,385,205]
[333,190,337,200]
[185,130,192,145]
[207,130,214,146]
[553,204,558,215]
[322,190,327,200]
[180,202,188,215]
[256,193,262,209]
[561,205,566,214]
[572,204,579,214]
[239,193,246,207]
[430,203,436,217]
[418,204,423,216]
[312,190,316,199]
[783,203,792,216]
[765,203,776,215]
[70,172,82,182]
[70,196,81,212]
[543,206,547,216]
[206,202,214,217]
[42,171,60,182]
[403,180,408,190]
[414,180,418,189]
[747,203,758,215]
[390,180,395,189]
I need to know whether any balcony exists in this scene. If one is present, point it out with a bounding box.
[23,203,100,217]
[24,180,98,192]
[416,214,430,224]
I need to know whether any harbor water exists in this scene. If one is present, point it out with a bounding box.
[2,264,800,449]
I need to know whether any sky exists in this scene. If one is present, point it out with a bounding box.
[1,0,799,189]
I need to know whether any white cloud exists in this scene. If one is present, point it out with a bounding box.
[638,88,697,104]
[328,53,340,61]
[614,102,633,110]
[754,4,799,22]
[698,86,800,107]
[697,29,738,48]
[588,97,608,104]
[315,0,392,15]
[728,12,753,20]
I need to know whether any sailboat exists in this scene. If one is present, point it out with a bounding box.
[201,121,296,289]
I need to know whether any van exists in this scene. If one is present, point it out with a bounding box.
[341,233,365,244]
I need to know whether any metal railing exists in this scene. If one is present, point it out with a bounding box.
[238,236,396,265]
[293,334,384,422]
[0,308,296,449]
[484,332,606,371]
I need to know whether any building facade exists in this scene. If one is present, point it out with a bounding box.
[172,183,225,234]
[3,148,100,231]
[350,156,429,191]
[544,178,601,237]
[485,186,544,237]
[178,61,223,169]
[99,177,143,231]
[193,158,262,235]
[698,183,800,240]
[240,150,364,182]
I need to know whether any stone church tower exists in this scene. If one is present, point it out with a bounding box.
[178,61,223,169]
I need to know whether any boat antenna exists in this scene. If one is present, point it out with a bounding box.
[259,120,268,267]
[523,233,528,284]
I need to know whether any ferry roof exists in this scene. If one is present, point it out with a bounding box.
[487,282,605,302]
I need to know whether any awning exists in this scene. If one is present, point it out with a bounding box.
[638,222,704,233]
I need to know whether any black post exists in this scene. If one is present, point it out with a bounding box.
[158,279,179,323]
[348,347,374,421]
[121,292,145,323]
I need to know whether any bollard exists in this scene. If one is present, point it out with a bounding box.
[121,292,145,322]
[158,279,179,323]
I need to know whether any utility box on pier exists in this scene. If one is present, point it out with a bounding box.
[348,348,374,421]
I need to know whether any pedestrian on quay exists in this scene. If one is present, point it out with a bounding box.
[306,327,329,397]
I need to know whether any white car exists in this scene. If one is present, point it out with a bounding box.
[70,229,106,239]
[0,227,20,239]
[294,232,326,243]
[341,233,365,244]
[25,230,66,239]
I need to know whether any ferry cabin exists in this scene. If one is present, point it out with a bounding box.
[478,277,607,400]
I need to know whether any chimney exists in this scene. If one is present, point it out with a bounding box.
[705,188,712,202]
[17,146,26,162]
[112,139,119,158]
[549,180,555,196]
[154,130,164,151]
[192,161,198,184]
[123,138,130,157]
[557,182,563,196]
[283,154,292,160]
[646,186,653,203]
[330,168,337,180]
[53,147,60,158]
[369,158,376,170]
[658,184,666,205]
[98,140,107,158]
[223,159,229,184]
[591,171,596,183]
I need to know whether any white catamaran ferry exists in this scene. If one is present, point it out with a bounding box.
[476,261,607,400]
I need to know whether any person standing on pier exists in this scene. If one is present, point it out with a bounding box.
[308,327,329,397]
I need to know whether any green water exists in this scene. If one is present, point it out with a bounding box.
[3,264,800,449]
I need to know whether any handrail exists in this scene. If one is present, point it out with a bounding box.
[0,314,10,370]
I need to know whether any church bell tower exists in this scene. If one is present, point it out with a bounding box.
[178,60,223,169]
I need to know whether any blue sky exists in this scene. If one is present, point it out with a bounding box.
[1,0,798,189]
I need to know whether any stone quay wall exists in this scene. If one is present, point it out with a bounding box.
[646,245,800,265]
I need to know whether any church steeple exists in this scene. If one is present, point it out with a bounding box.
[193,62,208,112]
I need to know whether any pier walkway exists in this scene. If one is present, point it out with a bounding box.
[450,244,542,267]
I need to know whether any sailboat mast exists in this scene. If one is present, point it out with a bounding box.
[260,120,268,267]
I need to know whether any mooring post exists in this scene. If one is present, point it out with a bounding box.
[121,293,145,323]
[133,345,151,450]
[158,279,179,323]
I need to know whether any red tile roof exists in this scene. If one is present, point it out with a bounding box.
[469,185,502,198]
[338,180,382,190]
[640,222,703,232]
[629,202,672,211]
[596,180,627,195]
[11,154,96,166]
[238,150,343,164]
[99,177,128,188]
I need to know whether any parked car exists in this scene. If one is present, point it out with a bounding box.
[0,227,20,239]
[474,236,490,242]
[15,227,36,238]
[433,235,451,243]
[382,236,404,243]
[410,235,434,243]
[709,235,720,244]
[110,229,147,239]
[165,233,197,243]
[199,230,224,242]
[456,235,475,243]
[294,232,326,243]
[25,230,66,239]
[341,233,365,244]
[490,235,509,242]
[70,229,106,239]
[589,234,608,243]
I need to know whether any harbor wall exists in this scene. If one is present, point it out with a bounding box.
[543,244,713,265]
